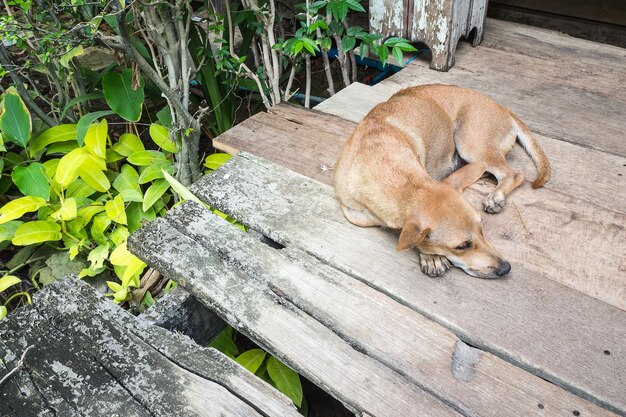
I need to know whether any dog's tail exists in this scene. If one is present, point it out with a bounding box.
[510,113,551,188]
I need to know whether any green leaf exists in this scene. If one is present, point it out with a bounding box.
[103,69,144,122]
[50,198,77,221]
[87,243,109,270]
[91,213,111,245]
[235,349,267,374]
[84,119,108,159]
[345,0,365,12]
[138,161,173,184]
[76,110,115,146]
[0,221,23,242]
[55,147,90,187]
[321,37,332,51]
[161,170,206,207]
[127,150,167,166]
[0,275,21,293]
[346,25,363,36]
[142,179,170,212]
[0,306,6,320]
[0,132,5,152]
[60,92,104,120]
[266,357,303,406]
[0,89,31,148]
[11,163,50,200]
[204,153,232,170]
[42,159,60,179]
[78,164,110,192]
[149,124,178,153]
[112,133,144,157]
[105,195,127,225]
[341,36,356,53]
[327,0,349,22]
[0,196,47,224]
[46,141,78,155]
[156,106,172,128]
[378,45,389,66]
[12,221,62,245]
[106,149,125,163]
[66,180,97,200]
[392,46,403,65]
[59,45,84,68]
[113,164,143,202]
[30,124,77,155]
[209,329,239,359]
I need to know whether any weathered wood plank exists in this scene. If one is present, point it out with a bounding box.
[0,278,299,417]
[187,153,626,414]
[214,103,626,308]
[382,44,626,156]
[136,200,619,417]
[482,18,626,67]
[130,218,461,417]
[313,82,626,215]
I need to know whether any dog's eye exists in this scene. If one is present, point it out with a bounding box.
[455,241,472,250]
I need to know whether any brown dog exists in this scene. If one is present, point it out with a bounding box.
[334,84,551,278]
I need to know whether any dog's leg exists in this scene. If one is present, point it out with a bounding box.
[456,128,524,213]
[340,203,383,227]
[419,253,451,277]
[481,156,525,213]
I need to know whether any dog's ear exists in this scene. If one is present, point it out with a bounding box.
[444,162,487,191]
[397,219,431,251]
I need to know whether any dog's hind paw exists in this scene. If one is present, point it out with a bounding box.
[484,191,506,214]
[419,253,451,277]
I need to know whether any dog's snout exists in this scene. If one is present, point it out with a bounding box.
[495,261,511,276]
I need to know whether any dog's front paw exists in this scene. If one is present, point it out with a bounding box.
[419,253,451,277]
[484,190,506,214]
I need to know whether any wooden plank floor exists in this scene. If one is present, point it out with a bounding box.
[131,153,625,416]
[128,17,626,417]
[0,278,299,417]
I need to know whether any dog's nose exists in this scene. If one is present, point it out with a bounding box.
[495,261,511,276]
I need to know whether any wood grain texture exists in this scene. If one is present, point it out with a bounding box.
[187,153,626,414]
[0,278,299,417]
[130,218,461,417]
[133,199,618,417]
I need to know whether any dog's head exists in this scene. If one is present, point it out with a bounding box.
[397,163,510,278]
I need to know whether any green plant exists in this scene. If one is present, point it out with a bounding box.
[0,87,178,309]
[211,326,304,409]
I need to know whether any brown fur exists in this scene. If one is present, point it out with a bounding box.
[334,84,551,278]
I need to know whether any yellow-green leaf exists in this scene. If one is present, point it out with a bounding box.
[113,164,142,202]
[235,349,267,374]
[51,198,77,221]
[12,221,62,245]
[0,306,6,320]
[0,196,47,224]
[59,45,84,68]
[266,357,303,407]
[112,133,144,156]
[109,242,134,266]
[84,119,108,159]
[105,195,127,225]
[204,153,232,170]
[138,161,173,184]
[88,243,109,270]
[56,147,89,187]
[149,124,178,153]
[42,159,60,179]
[78,164,110,192]
[127,150,167,166]
[122,256,146,287]
[161,170,206,206]
[30,124,77,156]
[142,179,170,212]
[0,275,21,293]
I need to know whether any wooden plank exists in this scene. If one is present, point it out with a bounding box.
[490,1,626,27]
[382,44,626,156]
[133,200,619,417]
[214,104,626,308]
[129,219,461,417]
[187,152,626,414]
[481,18,626,68]
[313,83,626,215]
[0,278,299,417]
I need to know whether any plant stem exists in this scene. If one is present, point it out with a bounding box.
[304,55,311,108]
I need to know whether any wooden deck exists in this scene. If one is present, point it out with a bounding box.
[131,18,625,417]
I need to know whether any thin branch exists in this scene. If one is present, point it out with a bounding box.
[0,346,33,387]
